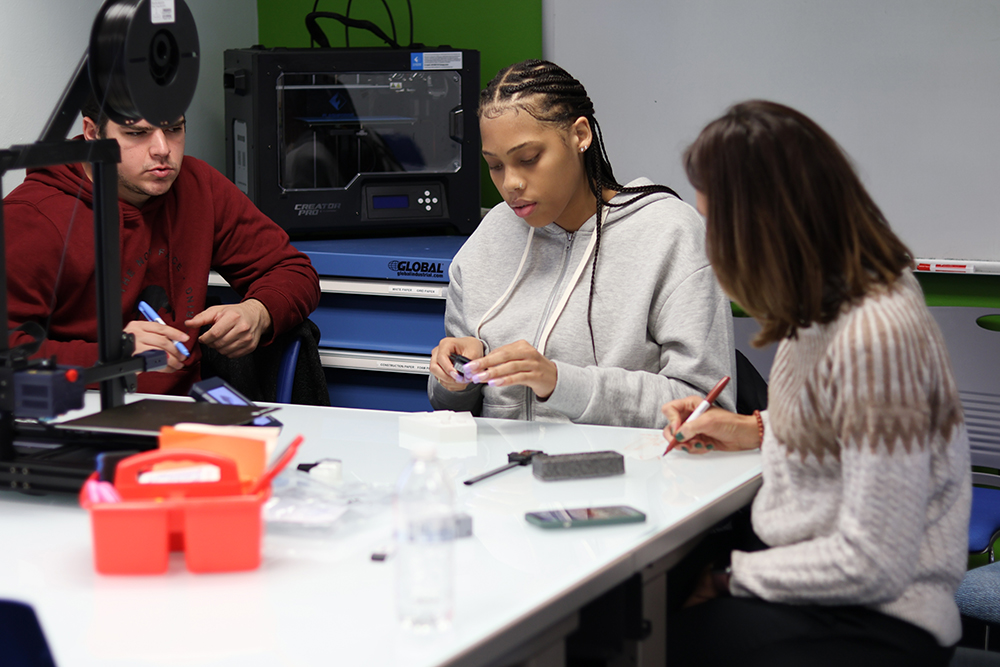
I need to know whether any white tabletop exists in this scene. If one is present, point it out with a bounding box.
[0,395,761,667]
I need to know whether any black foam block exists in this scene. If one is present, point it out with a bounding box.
[532,451,625,481]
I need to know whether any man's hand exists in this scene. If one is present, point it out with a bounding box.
[124,320,189,372]
[185,299,272,358]
[460,340,558,399]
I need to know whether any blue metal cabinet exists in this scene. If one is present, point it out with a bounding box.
[210,236,467,412]
[310,291,446,354]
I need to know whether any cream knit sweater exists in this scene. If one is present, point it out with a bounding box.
[729,271,971,646]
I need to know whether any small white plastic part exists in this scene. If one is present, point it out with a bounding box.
[398,411,477,456]
[309,458,343,486]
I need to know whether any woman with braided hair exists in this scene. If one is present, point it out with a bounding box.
[427,60,735,427]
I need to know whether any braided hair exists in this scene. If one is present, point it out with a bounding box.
[479,59,679,360]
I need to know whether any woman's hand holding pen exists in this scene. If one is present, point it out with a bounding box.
[461,340,558,399]
[430,337,485,391]
[661,397,761,454]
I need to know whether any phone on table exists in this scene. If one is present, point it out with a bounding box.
[525,505,646,529]
[188,377,282,427]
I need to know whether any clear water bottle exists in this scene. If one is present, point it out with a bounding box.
[393,444,456,632]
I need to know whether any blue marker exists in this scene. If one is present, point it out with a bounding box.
[137,300,191,357]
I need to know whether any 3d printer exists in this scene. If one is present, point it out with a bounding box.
[223,46,481,239]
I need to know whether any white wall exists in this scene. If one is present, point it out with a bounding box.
[0,0,258,194]
[544,0,1000,267]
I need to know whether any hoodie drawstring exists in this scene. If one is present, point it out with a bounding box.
[475,227,536,340]
[475,207,608,357]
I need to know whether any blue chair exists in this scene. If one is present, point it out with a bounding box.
[0,600,57,667]
[952,469,1000,660]
[970,481,1000,562]
[958,562,1000,625]
[199,319,328,406]
[955,561,1000,660]
[955,391,1000,655]
[275,334,302,404]
[960,470,1000,654]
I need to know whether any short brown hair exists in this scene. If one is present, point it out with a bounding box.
[81,93,111,137]
[683,100,913,347]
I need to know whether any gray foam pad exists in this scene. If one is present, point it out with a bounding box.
[532,451,625,481]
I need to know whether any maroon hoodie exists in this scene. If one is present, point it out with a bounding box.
[3,153,320,395]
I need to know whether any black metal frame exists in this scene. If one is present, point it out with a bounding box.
[0,59,154,492]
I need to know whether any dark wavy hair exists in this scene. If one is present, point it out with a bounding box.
[480,59,679,357]
[683,100,913,347]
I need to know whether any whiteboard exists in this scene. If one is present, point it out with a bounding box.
[544,0,1000,270]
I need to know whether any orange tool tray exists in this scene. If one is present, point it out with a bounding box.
[80,448,270,575]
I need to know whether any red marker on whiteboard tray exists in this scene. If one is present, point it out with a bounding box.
[915,262,974,274]
[664,376,731,455]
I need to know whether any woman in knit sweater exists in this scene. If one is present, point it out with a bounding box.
[663,101,970,666]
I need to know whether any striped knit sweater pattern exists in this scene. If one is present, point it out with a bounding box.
[729,271,971,646]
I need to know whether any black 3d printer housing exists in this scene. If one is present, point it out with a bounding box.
[223,46,481,239]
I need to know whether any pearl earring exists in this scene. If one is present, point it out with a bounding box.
[580,146,587,152]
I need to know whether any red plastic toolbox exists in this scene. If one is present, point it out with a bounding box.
[80,449,267,575]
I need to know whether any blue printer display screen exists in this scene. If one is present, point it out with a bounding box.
[372,195,409,210]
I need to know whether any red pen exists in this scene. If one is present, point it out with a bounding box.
[664,376,731,455]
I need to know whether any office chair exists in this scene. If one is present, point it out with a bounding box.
[0,600,58,667]
[970,477,1000,563]
[951,645,1000,666]
[954,390,1000,656]
[954,468,1000,655]
[956,561,1000,651]
[735,349,768,415]
[200,318,329,406]
[275,334,303,404]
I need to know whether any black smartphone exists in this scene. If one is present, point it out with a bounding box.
[448,352,471,376]
[188,377,282,427]
[525,505,646,529]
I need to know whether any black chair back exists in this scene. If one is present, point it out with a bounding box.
[735,349,768,416]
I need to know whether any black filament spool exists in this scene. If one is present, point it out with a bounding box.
[88,0,200,126]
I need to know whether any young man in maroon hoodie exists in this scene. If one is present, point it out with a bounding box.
[2,99,321,395]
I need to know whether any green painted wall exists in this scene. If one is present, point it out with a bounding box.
[915,273,1000,308]
[731,273,1000,317]
[255,0,543,209]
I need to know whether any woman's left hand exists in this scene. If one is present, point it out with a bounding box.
[459,340,558,399]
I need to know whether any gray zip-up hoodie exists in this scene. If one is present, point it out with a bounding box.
[428,178,736,428]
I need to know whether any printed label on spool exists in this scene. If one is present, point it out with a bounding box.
[151,0,175,24]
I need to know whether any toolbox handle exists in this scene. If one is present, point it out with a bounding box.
[250,435,304,495]
[115,448,244,499]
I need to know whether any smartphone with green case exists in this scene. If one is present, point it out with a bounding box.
[525,505,646,529]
